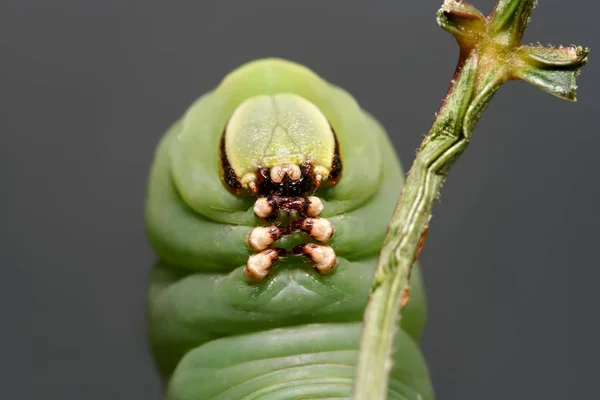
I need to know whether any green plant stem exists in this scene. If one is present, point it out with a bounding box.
[352,1,588,399]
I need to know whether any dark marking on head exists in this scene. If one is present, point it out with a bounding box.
[220,126,242,194]
[328,128,342,185]
[256,164,314,196]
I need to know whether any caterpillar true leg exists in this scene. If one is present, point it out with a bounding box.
[292,243,337,275]
[246,226,287,251]
[247,217,334,252]
[291,218,334,243]
[244,248,286,281]
[246,215,336,280]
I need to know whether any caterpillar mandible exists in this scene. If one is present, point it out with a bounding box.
[145,58,433,400]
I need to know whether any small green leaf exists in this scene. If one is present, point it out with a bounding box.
[513,45,590,100]
[437,0,486,49]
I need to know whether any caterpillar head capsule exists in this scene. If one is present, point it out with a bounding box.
[220,93,341,197]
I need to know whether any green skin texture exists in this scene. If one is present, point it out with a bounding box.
[145,59,433,400]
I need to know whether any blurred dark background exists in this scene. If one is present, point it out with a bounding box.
[1,0,598,398]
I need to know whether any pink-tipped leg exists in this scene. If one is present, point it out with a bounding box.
[292,243,338,275]
[244,248,285,282]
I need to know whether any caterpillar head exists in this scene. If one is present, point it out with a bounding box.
[220,93,342,197]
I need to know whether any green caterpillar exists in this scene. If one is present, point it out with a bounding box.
[145,58,433,399]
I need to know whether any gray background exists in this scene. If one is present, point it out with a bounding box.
[1,0,598,399]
